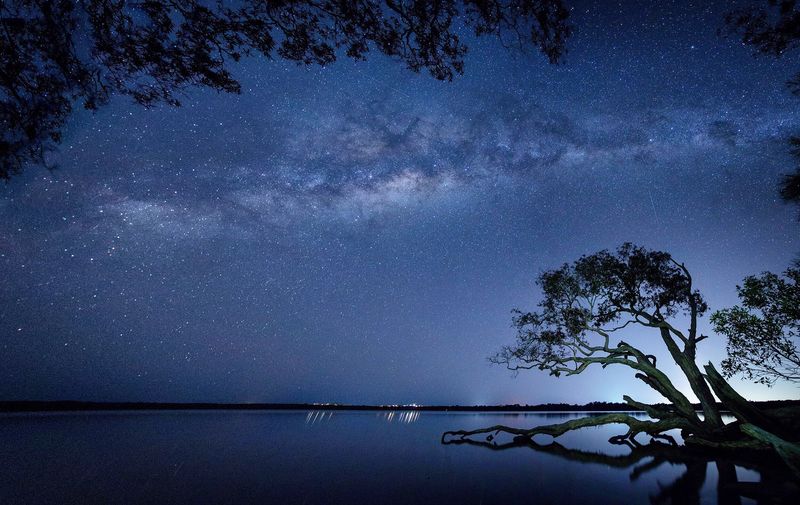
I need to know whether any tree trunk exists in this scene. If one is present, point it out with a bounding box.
[740,424,800,477]
[703,363,789,438]
[616,340,704,426]
[660,328,723,429]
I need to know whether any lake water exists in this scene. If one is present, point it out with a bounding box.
[0,410,791,504]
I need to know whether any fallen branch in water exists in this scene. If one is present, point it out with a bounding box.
[441,413,692,446]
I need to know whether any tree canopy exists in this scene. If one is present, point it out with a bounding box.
[0,0,571,180]
[446,244,800,476]
[712,266,800,385]
[490,243,723,434]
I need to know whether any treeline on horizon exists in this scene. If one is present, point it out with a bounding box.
[2,400,799,413]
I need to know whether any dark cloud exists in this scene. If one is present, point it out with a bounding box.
[708,120,740,146]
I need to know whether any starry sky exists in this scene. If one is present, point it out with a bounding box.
[1,0,799,405]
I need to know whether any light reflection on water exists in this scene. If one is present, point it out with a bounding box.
[378,410,420,424]
[306,410,422,425]
[305,410,334,425]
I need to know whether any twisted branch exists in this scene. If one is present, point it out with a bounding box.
[441,413,693,446]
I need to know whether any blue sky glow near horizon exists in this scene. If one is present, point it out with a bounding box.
[1,0,799,405]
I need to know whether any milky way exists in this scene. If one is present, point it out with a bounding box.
[1,0,799,404]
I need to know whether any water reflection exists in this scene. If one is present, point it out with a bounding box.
[305,410,422,425]
[2,411,798,504]
[305,410,334,425]
[443,431,800,504]
[378,411,420,424]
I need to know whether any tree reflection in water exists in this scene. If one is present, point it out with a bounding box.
[442,432,799,504]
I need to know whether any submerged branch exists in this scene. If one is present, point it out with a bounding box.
[444,420,800,504]
[441,413,692,446]
[740,424,800,477]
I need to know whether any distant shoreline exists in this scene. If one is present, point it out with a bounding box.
[2,399,799,413]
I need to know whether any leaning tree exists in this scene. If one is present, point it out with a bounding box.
[443,244,800,473]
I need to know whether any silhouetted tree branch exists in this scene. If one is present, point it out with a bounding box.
[0,0,572,179]
[442,412,693,446]
[723,0,800,211]
[443,418,800,504]
[488,243,723,433]
[447,244,800,474]
[711,267,800,386]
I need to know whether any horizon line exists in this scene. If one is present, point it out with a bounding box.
[2,399,798,413]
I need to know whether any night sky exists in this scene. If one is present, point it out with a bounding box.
[1,0,799,405]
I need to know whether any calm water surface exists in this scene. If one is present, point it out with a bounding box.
[0,410,787,504]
